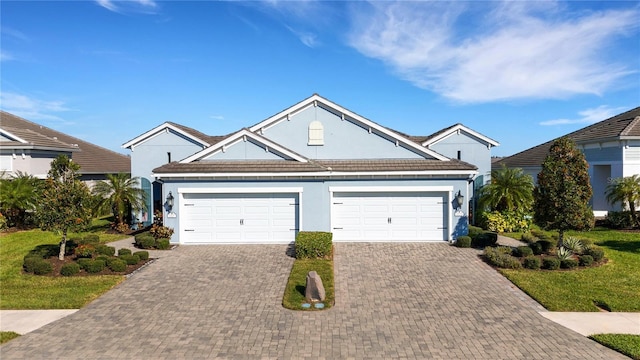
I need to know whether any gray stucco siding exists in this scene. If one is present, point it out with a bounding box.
[130,131,205,181]
[261,106,425,160]
[202,138,286,161]
[430,134,492,186]
[161,178,471,243]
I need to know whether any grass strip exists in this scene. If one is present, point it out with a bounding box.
[590,334,640,360]
[0,331,20,344]
[282,258,334,310]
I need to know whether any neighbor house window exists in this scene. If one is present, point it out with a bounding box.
[457,150,461,160]
[308,121,324,145]
[167,152,172,163]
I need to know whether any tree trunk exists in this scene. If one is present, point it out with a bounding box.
[558,229,564,248]
[58,231,67,260]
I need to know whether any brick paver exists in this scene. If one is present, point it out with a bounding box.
[0,243,625,359]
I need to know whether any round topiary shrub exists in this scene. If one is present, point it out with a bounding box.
[136,235,156,249]
[96,255,110,262]
[523,256,541,269]
[32,260,53,275]
[85,260,106,273]
[585,246,604,262]
[60,263,80,276]
[513,246,533,257]
[133,251,149,260]
[23,255,44,273]
[120,254,140,265]
[77,258,92,270]
[561,258,579,269]
[95,244,116,257]
[579,255,594,267]
[455,236,472,248]
[156,239,171,250]
[542,257,560,270]
[538,240,555,254]
[74,244,95,258]
[107,258,127,272]
[118,248,132,256]
[529,242,543,255]
[521,233,537,243]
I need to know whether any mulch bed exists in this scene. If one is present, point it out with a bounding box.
[31,256,153,277]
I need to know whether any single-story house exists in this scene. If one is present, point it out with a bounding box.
[494,106,640,217]
[0,111,130,185]
[123,94,499,244]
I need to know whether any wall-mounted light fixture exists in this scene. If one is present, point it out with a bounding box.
[455,190,464,210]
[166,191,174,212]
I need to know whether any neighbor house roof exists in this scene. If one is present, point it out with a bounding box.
[496,106,640,168]
[0,111,131,174]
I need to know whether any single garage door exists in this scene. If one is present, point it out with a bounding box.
[180,193,298,244]
[331,192,447,241]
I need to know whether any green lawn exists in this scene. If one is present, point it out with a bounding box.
[0,331,20,344]
[590,334,640,360]
[499,228,640,311]
[0,228,129,309]
[282,258,334,310]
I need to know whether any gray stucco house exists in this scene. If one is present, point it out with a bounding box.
[123,94,499,244]
[494,106,640,217]
[0,111,130,185]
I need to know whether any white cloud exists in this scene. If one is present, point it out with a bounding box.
[347,1,639,103]
[0,92,72,122]
[540,105,628,126]
[210,115,225,120]
[96,0,157,14]
[286,26,319,48]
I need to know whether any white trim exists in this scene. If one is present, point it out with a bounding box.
[249,94,450,161]
[0,128,28,143]
[422,124,500,148]
[155,169,478,178]
[180,129,308,163]
[178,187,303,194]
[122,122,210,149]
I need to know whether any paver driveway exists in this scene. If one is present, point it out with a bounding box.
[1,243,624,359]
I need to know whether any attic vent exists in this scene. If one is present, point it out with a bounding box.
[308,121,324,146]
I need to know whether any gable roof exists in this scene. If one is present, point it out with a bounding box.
[421,123,500,148]
[180,128,308,163]
[0,111,130,174]
[122,122,213,150]
[496,106,640,168]
[248,93,450,161]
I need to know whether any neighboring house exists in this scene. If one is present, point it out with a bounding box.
[123,94,499,244]
[494,106,640,217]
[0,111,131,185]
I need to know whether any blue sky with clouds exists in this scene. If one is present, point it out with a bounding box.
[1,1,638,157]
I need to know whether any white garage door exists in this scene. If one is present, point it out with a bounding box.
[180,193,298,244]
[331,192,447,241]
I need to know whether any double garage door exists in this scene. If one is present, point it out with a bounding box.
[331,192,448,242]
[180,193,299,244]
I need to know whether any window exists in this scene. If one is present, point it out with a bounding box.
[457,150,461,160]
[308,121,324,145]
[167,152,172,163]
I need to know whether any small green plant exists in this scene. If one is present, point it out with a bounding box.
[85,260,106,273]
[77,258,92,270]
[133,251,149,260]
[563,236,584,254]
[23,256,44,273]
[156,238,171,250]
[295,232,333,259]
[579,255,594,267]
[538,240,555,253]
[523,256,541,269]
[585,246,605,262]
[513,246,533,257]
[472,232,498,248]
[118,248,132,256]
[32,260,53,275]
[561,258,579,269]
[520,232,538,243]
[60,263,80,276]
[556,246,573,260]
[95,244,116,256]
[529,242,543,255]
[107,258,127,272]
[467,226,484,240]
[542,257,560,270]
[119,254,140,265]
[484,247,522,269]
[74,244,95,258]
[149,224,174,239]
[136,234,156,249]
[455,236,471,248]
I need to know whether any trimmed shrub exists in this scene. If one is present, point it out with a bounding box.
[295,232,333,259]
[149,224,174,240]
[156,239,171,250]
[23,256,45,273]
[579,255,594,267]
[96,255,109,262]
[520,232,538,244]
[467,226,484,240]
[513,246,533,257]
[484,247,522,269]
[118,248,132,256]
[529,242,543,255]
[95,245,116,257]
[85,260,106,273]
[455,236,472,248]
[60,263,80,276]
[120,254,140,265]
[107,258,127,272]
[472,232,498,248]
[80,234,100,245]
[77,258,92,270]
[585,246,605,262]
[135,234,156,249]
[133,251,149,260]
[74,244,95,258]
[542,257,560,270]
[605,211,635,229]
[538,240,555,254]
[523,256,541,269]
[32,260,53,275]
[561,258,579,269]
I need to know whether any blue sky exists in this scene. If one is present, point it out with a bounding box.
[1,1,639,157]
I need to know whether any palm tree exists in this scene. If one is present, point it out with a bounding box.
[605,174,640,227]
[0,172,40,227]
[478,165,534,212]
[93,173,146,227]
